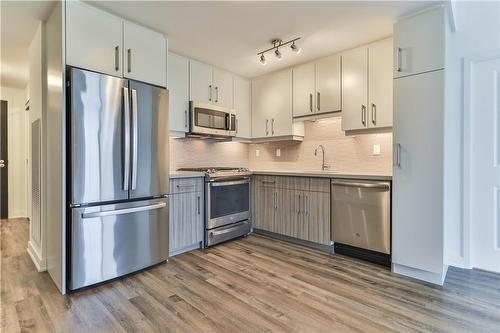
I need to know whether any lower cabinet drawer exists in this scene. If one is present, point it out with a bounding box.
[170,177,204,194]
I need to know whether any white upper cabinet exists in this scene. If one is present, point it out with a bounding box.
[368,38,393,128]
[293,63,315,117]
[168,52,189,133]
[233,76,252,139]
[315,54,341,114]
[394,7,445,78]
[213,68,233,109]
[66,1,122,77]
[189,60,213,103]
[252,69,302,139]
[342,46,368,131]
[342,38,393,131]
[123,21,167,87]
[66,1,168,86]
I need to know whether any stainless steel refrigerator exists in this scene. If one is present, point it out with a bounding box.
[67,67,169,290]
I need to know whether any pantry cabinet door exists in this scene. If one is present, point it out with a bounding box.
[190,60,213,103]
[342,46,368,131]
[213,68,233,109]
[315,54,341,114]
[293,63,315,117]
[168,52,189,133]
[123,21,167,87]
[66,1,123,77]
[368,38,393,128]
[233,76,252,138]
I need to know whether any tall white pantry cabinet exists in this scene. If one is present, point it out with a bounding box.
[392,6,449,284]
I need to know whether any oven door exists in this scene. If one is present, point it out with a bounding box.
[206,178,250,229]
[189,101,234,137]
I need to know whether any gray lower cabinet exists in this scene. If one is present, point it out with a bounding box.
[169,178,204,256]
[252,175,331,245]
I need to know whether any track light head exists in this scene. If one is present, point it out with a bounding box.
[260,53,266,65]
[291,42,301,54]
[275,48,282,60]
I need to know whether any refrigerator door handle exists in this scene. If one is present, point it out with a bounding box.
[81,202,166,219]
[131,89,138,190]
[123,87,130,191]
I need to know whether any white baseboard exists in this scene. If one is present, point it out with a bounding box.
[392,263,448,285]
[8,211,28,219]
[27,241,46,272]
[446,254,467,269]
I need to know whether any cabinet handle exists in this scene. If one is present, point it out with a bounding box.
[115,46,119,71]
[274,192,277,209]
[197,196,201,214]
[215,86,219,103]
[271,118,275,135]
[304,195,309,216]
[317,92,321,111]
[266,119,269,136]
[394,143,401,167]
[209,85,212,101]
[361,105,366,126]
[261,180,276,185]
[309,93,313,112]
[396,47,402,72]
[127,49,131,73]
[371,103,376,125]
[235,118,238,134]
[297,194,301,214]
[184,110,188,128]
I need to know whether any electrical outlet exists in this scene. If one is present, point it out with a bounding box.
[255,149,260,157]
[373,144,381,156]
[276,148,281,157]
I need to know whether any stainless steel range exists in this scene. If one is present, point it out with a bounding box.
[178,167,252,247]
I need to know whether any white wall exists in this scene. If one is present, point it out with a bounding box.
[0,85,29,218]
[444,1,500,267]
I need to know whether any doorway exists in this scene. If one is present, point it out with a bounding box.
[0,100,8,219]
[467,53,500,273]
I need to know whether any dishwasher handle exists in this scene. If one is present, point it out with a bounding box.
[331,180,390,190]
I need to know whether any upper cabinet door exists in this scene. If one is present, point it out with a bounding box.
[123,21,167,87]
[213,68,233,109]
[189,60,213,103]
[168,52,189,133]
[368,38,393,128]
[251,74,271,138]
[268,69,293,137]
[394,7,445,78]
[66,1,123,77]
[342,46,368,131]
[315,54,341,114]
[292,63,315,118]
[233,76,252,139]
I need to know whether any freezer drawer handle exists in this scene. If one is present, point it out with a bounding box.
[331,180,390,190]
[81,202,166,219]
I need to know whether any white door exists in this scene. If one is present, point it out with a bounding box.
[66,1,122,77]
[342,46,368,131]
[213,68,233,109]
[393,7,444,78]
[292,62,315,117]
[368,38,393,128]
[470,56,500,273]
[167,52,189,133]
[233,76,252,138]
[392,70,444,274]
[189,60,213,103]
[315,54,341,114]
[123,21,167,87]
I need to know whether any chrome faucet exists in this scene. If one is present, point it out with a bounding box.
[314,145,330,171]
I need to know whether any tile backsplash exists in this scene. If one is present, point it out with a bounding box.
[171,117,392,174]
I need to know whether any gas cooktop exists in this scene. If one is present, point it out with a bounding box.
[177,167,251,181]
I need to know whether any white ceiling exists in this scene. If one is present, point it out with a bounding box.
[0,1,438,89]
[1,1,55,88]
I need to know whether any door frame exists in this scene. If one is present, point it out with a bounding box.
[0,100,8,219]
[463,49,500,269]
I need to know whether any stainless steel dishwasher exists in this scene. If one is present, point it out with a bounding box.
[331,179,391,266]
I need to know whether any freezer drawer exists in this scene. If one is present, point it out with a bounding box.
[69,198,168,290]
[331,179,391,254]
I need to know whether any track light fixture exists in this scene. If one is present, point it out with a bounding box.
[257,37,301,65]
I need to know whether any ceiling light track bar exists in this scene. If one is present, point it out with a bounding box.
[257,37,301,55]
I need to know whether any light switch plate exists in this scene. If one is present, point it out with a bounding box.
[373,144,381,156]
[276,148,281,157]
[255,149,260,157]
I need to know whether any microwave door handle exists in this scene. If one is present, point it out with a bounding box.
[131,89,138,191]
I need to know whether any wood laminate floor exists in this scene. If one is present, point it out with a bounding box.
[2,218,500,333]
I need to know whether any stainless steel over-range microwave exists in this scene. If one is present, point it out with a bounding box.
[188,101,236,138]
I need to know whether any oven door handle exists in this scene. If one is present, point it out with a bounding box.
[209,178,251,186]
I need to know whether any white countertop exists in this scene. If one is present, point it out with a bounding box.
[250,170,392,181]
[169,171,206,179]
